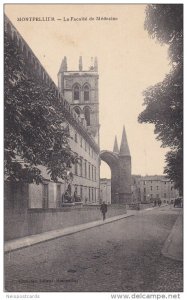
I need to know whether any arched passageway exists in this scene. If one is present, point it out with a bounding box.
[100,127,132,204]
[100,151,121,203]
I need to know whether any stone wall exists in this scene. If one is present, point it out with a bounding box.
[5,182,127,241]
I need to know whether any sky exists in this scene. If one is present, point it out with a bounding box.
[5,4,171,178]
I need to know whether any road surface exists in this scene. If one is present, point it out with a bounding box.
[5,206,183,292]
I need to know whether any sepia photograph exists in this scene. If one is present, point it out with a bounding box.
[4,3,183,295]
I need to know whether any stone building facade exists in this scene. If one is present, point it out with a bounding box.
[4,15,100,210]
[132,175,179,204]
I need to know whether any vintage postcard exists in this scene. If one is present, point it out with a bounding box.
[4,3,183,297]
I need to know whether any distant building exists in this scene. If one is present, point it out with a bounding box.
[131,175,141,203]
[132,175,179,204]
[100,178,111,204]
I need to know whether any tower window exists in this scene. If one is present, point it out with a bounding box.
[73,85,80,101]
[84,84,90,101]
[74,107,81,117]
[84,107,91,126]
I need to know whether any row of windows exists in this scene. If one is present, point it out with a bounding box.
[143,193,168,200]
[74,185,97,203]
[143,181,171,185]
[143,186,173,192]
[74,159,97,181]
[74,84,90,101]
[74,131,96,159]
[41,183,98,209]
[144,186,159,192]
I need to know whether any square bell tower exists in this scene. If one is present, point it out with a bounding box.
[58,56,100,145]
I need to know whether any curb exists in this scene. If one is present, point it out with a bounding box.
[4,212,136,254]
[161,211,183,262]
[4,204,169,254]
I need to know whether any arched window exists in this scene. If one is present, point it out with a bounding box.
[73,85,80,101]
[74,107,81,117]
[84,84,90,101]
[84,107,91,126]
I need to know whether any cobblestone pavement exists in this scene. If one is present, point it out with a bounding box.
[5,206,183,292]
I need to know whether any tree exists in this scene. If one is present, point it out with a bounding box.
[138,4,183,194]
[4,31,77,184]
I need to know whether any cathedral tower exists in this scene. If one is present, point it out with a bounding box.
[58,56,100,145]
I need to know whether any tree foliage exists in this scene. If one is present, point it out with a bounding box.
[5,31,77,184]
[138,4,183,194]
[144,4,183,66]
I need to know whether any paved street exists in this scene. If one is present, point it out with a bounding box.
[5,206,183,292]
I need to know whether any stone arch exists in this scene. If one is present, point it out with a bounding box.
[100,151,120,203]
[100,149,132,204]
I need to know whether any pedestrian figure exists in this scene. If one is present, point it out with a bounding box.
[154,199,157,207]
[158,199,161,207]
[100,201,107,221]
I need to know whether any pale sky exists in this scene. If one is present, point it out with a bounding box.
[5,4,171,178]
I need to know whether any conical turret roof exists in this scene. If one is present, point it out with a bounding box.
[113,136,119,153]
[119,126,130,156]
[58,56,67,73]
